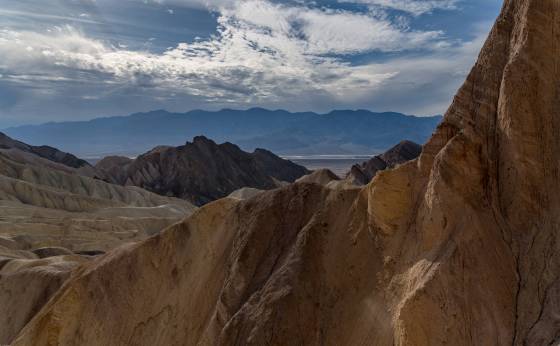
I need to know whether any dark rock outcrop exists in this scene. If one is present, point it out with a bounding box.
[347,140,422,185]
[32,247,74,259]
[0,132,90,169]
[96,136,309,205]
[252,148,309,183]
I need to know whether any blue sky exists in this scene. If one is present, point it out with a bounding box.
[0,0,502,127]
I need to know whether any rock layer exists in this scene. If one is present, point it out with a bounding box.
[0,143,196,253]
[9,1,560,345]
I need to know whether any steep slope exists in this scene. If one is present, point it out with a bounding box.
[93,155,133,183]
[96,136,309,205]
[296,168,340,185]
[0,132,90,169]
[0,254,89,345]
[3,109,441,157]
[0,145,196,253]
[0,151,189,211]
[10,1,560,345]
[346,140,422,185]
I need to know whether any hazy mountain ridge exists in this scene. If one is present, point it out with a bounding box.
[3,108,441,157]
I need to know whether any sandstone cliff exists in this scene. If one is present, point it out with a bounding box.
[9,0,560,345]
[96,136,310,205]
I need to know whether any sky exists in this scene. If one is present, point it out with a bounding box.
[0,0,502,128]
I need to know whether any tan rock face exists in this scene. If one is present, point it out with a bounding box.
[0,255,88,345]
[9,0,560,345]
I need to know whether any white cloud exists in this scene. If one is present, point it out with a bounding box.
[222,1,445,54]
[0,0,450,105]
[339,0,460,16]
[0,8,100,24]
[0,0,490,120]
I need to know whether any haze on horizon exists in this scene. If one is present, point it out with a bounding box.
[0,0,501,128]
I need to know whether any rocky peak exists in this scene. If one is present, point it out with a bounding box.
[96,136,309,205]
[379,140,422,164]
[190,135,215,146]
[0,132,90,169]
[346,139,422,185]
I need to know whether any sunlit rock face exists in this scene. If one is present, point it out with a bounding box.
[9,1,560,345]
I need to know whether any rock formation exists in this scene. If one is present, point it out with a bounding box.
[8,1,560,345]
[296,168,341,186]
[0,254,88,345]
[96,136,309,205]
[227,187,264,200]
[0,132,90,170]
[0,136,199,344]
[0,138,196,253]
[346,140,422,185]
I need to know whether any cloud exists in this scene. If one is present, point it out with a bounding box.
[338,0,460,15]
[332,22,491,114]
[142,0,235,10]
[0,0,494,126]
[0,8,101,24]
[0,1,449,105]
[226,1,444,54]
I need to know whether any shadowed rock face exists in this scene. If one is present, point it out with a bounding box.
[347,140,422,185]
[9,1,560,345]
[96,136,309,205]
[0,132,90,169]
[296,168,341,185]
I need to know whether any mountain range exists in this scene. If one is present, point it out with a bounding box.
[2,109,441,157]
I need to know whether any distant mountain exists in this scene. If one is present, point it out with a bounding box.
[95,136,310,205]
[2,108,442,157]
